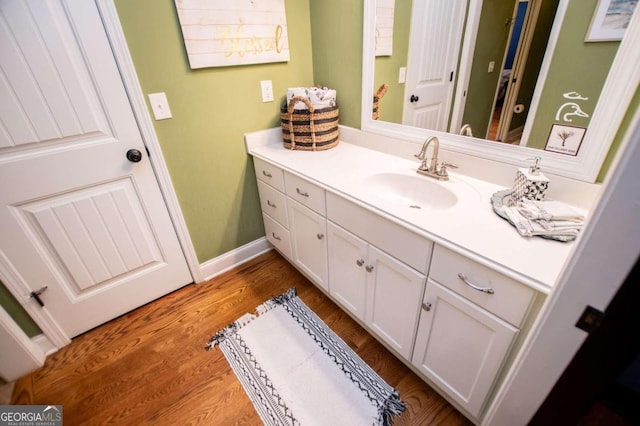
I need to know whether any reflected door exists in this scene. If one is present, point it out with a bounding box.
[404,0,467,131]
[0,0,192,338]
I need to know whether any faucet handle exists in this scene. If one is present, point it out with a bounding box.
[438,161,458,176]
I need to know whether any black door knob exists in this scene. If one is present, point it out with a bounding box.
[126,149,142,163]
[410,94,419,103]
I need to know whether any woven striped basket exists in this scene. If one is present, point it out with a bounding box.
[281,96,339,151]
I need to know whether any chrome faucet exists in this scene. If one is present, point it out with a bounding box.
[414,136,457,181]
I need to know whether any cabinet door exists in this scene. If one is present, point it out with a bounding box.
[327,222,368,320]
[412,280,518,417]
[288,199,328,290]
[365,246,426,360]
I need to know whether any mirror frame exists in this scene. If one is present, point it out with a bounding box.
[361,0,640,182]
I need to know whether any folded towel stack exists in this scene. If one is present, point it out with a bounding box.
[287,86,337,110]
[503,199,585,238]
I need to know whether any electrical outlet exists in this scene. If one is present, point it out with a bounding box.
[488,61,495,73]
[148,92,172,120]
[260,80,274,102]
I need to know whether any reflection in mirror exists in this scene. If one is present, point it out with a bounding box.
[363,0,640,182]
[373,0,624,146]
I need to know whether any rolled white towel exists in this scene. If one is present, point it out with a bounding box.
[516,199,584,222]
[286,86,337,110]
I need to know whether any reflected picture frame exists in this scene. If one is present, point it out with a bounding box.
[586,0,638,42]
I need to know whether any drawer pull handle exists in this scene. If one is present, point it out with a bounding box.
[365,265,374,272]
[271,232,281,241]
[356,259,365,267]
[296,188,309,197]
[317,233,324,240]
[458,273,495,294]
[262,170,273,178]
[267,200,276,208]
[422,302,432,311]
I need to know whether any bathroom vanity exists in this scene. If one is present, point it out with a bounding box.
[245,126,585,422]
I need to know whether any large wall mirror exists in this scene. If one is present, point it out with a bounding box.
[361,0,640,182]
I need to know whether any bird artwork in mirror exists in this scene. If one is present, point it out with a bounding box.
[361,0,640,182]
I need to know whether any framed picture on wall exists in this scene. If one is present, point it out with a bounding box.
[545,124,586,156]
[586,0,638,42]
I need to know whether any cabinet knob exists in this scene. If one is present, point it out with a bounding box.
[267,200,276,208]
[271,232,281,241]
[296,188,310,197]
[422,302,432,311]
[356,259,365,267]
[262,170,272,178]
[317,233,324,240]
[365,265,374,272]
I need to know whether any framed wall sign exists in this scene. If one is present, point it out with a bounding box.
[545,124,586,156]
[175,0,290,68]
[375,0,395,56]
[586,0,638,41]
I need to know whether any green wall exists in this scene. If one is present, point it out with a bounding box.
[114,0,314,263]
[526,0,620,149]
[309,0,363,128]
[0,281,41,338]
[373,0,412,124]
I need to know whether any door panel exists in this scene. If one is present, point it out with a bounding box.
[0,0,191,338]
[404,0,467,131]
[366,246,425,360]
[327,222,368,320]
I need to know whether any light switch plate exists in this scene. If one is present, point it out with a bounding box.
[148,92,172,120]
[398,67,407,84]
[260,80,274,102]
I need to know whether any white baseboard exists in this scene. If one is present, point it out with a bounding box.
[199,237,272,282]
[32,333,58,356]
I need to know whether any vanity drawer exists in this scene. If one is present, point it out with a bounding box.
[257,181,288,228]
[284,172,326,215]
[254,157,285,192]
[263,212,292,259]
[327,192,432,273]
[430,245,535,327]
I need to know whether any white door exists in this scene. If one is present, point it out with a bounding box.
[412,280,517,417]
[404,0,467,131]
[0,1,192,338]
[365,246,425,360]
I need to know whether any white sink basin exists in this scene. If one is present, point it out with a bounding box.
[361,172,458,210]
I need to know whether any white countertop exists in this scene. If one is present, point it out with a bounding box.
[246,131,581,293]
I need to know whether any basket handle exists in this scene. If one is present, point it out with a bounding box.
[287,96,315,113]
[287,96,317,151]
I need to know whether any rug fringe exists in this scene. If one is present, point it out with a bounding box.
[206,322,238,350]
[377,391,407,426]
[256,287,298,315]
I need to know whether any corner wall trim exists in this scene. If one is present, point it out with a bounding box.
[199,238,272,282]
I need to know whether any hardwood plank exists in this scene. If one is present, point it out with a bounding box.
[13,250,470,425]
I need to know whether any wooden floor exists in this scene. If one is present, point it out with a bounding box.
[13,250,471,425]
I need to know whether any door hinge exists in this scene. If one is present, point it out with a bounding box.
[450,71,454,82]
[575,305,604,334]
[145,146,150,157]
